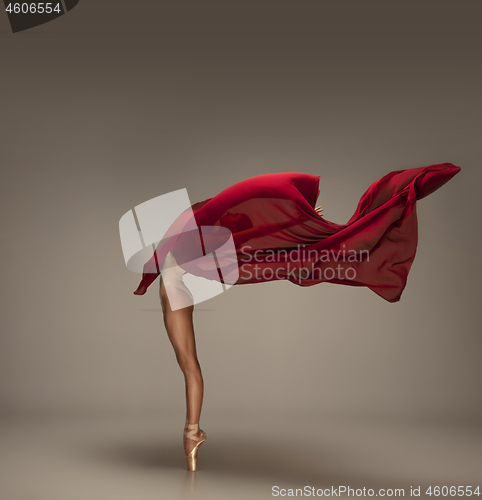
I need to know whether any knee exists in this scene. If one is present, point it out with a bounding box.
[176,354,201,378]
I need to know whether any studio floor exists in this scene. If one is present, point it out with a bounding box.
[1,414,481,500]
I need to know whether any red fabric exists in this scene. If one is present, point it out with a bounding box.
[134,163,461,302]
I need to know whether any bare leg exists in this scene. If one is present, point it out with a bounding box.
[159,279,205,456]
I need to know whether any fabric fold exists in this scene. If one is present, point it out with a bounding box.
[133,163,461,303]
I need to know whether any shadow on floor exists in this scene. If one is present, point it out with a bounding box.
[80,435,416,494]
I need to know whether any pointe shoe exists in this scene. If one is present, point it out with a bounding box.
[184,422,207,472]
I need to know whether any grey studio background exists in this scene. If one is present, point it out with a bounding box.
[1,2,481,500]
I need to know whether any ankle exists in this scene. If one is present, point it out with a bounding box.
[184,422,204,442]
[185,418,199,428]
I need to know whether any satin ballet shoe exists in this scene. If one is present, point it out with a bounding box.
[184,422,207,472]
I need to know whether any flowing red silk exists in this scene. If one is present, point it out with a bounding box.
[133,163,461,302]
